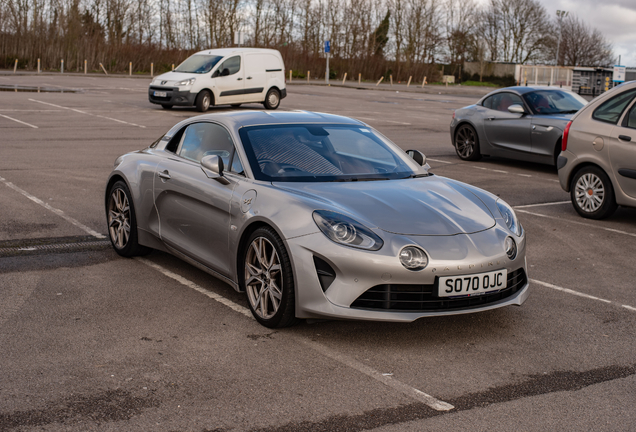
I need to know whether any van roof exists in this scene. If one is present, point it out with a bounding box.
[193,48,281,57]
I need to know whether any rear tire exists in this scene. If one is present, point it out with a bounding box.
[263,88,280,110]
[570,166,617,220]
[242,227,298,328]
[161,104,173,110]
[195,90,212,112]
[106,180,152,257]
[454,124,481,161]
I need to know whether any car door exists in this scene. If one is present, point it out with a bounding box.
[482,92,533,153]
[154,122,243,276]
[212,55,245,104]
[609,101,636,199]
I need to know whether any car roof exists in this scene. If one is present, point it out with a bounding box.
[192,48,281,57]
[165,111,365,138]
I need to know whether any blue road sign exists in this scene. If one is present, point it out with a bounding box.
[325,41,330,53]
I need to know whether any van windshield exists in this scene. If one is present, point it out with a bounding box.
[175,55,223,74]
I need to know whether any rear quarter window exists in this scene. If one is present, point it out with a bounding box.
[592,89,636,124]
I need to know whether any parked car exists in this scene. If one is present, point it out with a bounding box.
[148,48,286,112]
[558,81,636,219]
[450,86,588,165]
[106,111,528,328]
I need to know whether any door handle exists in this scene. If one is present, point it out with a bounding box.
[237,77,243,80]
[618,135,632,141]
[246,76,253,80]
[486,117,495,121]
[158,170,171,180]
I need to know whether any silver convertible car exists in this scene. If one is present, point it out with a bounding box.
[450,87,587,165]
[105,111,529,327]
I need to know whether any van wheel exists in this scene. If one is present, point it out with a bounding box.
[195,90,212,112]
[161,104,173,110]
[263,88,280,110]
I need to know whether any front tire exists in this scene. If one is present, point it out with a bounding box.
[161,104,173,110]
[570,166,617,219]
[195,90,212,112]
[263,88,280,110]
[242,227,298,328]
[454,124,481,161]
[106,180,152,257]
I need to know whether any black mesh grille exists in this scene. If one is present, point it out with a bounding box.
[350,268,527,312]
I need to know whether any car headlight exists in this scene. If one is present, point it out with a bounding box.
[175,78,196,86]
[496,199,522,236]
[313,210,383,251]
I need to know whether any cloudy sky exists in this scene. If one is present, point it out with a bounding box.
[476,0,636,66]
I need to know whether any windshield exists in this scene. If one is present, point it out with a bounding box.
[175,55,223,74]
[239,124,419,182]
[523,90,588,115]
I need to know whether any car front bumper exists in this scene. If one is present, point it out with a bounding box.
[148,86,197,106]
[286,224,529,322]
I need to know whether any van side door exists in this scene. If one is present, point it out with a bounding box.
[244,53,282,103]
[212,55,245,105]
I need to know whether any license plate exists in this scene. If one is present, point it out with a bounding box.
[153,91,167,97]
[438,269,507,297]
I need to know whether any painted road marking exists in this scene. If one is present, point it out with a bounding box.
[0,113,38,128]
[514,201,570,209]
[135,257,454,412]
[516,208,636,238]
[531,278,636,312]
[29,99,146,128]
[354,116,412,125]
[0,175,105,239]
[427,158,453,164]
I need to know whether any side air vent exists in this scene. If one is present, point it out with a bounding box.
[313,256,336,292]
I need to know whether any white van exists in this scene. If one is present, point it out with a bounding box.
[148,48,286,111]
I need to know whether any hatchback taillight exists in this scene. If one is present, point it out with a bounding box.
[562,121,572,151]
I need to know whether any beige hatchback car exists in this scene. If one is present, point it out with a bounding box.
[558,81,636,219]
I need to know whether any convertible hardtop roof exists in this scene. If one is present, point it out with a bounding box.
[165,111,365,138]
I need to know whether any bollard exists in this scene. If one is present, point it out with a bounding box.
[307,71,310,83]
[99,63,108,75]
[13,59,18,73]
[390,75,393,86]
[342,72,347,85]
[289,70,292,83]
[61,59,64,73]
[172,64,175,71]
[358,73,361,85]
[37,58,40,73]
[407,76,412,87]
[376,76,384,86]
[151,63,154,77]
[422,76,427,87]
[84,60,87,74]
[129,62,132,76]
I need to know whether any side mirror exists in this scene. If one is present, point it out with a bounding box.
[508,104,525,114]
[406,149,426,166]
[201,155,230,184]
[221,68,230,77]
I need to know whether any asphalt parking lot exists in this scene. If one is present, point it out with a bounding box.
[1,74,635,431]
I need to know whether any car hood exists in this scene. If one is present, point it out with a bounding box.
[274,176,496,236]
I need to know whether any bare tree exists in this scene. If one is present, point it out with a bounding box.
[557,14,613,66]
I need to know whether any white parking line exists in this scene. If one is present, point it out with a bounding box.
[0,113,38,128]
[514,201,570,209]
[135,257,454,412]
[354,116,412,125]
[531,278,636,312]
[0,175,105,239]
[515,209,636,238]
[28,99,146,128]
[427,158,453,164]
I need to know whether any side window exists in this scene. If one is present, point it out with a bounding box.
[490,93,524,112]
[176,123,237,170]
[216,56,241,77]
[624,102,636,129]
[593,89,636,124]
[482,96,493,109]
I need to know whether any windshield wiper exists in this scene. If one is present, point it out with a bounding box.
[331,177,389,182]
[557,110,579,114]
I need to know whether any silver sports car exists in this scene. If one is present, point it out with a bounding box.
[451,86,588,165]
[106,111,529,328]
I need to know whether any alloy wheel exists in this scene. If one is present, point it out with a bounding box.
[574,173,605,213]
[108,188,131,248]
[245,237,283,319]
[456,126,475,158]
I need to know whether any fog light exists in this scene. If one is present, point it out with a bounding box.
[505,237,517,260]
[399,246,428,270]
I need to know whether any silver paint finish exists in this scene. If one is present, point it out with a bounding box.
[107,110,529,322]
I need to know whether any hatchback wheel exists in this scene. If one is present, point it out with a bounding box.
[570,166,617,220]
[263,88,280,110]
[106,181,151,257]
[454,124,481,161]
[243,227,297,328]
[195,90,212,112]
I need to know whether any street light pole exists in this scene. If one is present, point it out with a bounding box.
[555,10,569,66]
